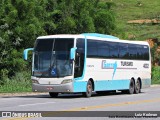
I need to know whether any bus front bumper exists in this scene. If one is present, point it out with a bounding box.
[32,83,73,93]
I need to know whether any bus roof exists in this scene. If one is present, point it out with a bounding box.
[81,33,119,40]
[37,33,149,46]
[37,33,119,39]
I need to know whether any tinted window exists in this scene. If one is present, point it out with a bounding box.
[97,41,110,58]
[87,39,149,61]
[137,45,149,60]
[35,39,53,51]
[143,46,149,60]
[54,39,74,51]
[109,42,119,58]
[35,38,74,52]
[74,38,85,78]
[76,38,85,54]
[128,44,137,59]
[119,43,128,59]
[87,39,98,57]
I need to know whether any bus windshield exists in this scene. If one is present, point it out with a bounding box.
[33,38,74,77]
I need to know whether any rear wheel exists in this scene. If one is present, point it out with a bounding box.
[134,79,141,94]
[128,79,135,94]
[49,92,58,98]
[82,80,93,98]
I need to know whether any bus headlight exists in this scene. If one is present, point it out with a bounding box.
[61,79,72,84]
[32,79,39,84]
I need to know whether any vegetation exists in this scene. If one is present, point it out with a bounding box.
[152,66,160,84]
[0,71,32,92]
[0,0,116,92]
[109,0,160,40]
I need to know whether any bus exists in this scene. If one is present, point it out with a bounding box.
[23,33,151,97]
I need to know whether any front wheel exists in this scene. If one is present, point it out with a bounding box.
[49,92,58,98]
[82,80,93,98]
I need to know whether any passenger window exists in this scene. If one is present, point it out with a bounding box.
[137,45,149,60]
[109,42,119,58]
[128,44,137,59]
[97,41,110,58]
[87,39,98,58]
[119,43,128,59]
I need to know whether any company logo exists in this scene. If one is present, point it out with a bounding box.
[1,112,42,118]
[102,60,117,80]
[2,112,11,117]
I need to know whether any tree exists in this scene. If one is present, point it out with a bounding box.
[0,0,116,81]
[0,0,47,80]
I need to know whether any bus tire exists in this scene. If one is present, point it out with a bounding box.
[49,92,58,98]
[82,80,93,98]
[134,79,141,94]
[128,79,135,94]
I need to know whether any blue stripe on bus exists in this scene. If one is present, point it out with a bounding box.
[73,79,130,92]
[73,78,151,92]
[94,80,130,91]
[73,80,87,92]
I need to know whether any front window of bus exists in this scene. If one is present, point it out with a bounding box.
[33,38,74,77]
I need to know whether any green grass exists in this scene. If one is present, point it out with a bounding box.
[0,71,32,93]
[107,0,160,40]
[151,66,160,84]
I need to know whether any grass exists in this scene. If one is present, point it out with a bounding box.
[107,0,160,40]
[0,71,32,93]
[151,66,160,84]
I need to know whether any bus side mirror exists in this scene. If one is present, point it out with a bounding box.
[23,48,34,60]
[70,47,77,60]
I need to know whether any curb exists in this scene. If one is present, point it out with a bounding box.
[0,92,47,97]
[151,84,160,87]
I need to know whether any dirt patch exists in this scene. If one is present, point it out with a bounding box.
[127,19,160,24]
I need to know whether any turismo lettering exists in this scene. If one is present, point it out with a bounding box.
[121,61,133,66]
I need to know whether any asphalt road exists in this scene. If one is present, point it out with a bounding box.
[0,86,160,120]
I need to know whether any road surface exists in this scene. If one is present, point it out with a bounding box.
[0,85,160,120]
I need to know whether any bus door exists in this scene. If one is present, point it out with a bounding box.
[74,38,85,78]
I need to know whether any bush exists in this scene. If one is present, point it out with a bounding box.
[152,66,160,84]
[0,71,32,93]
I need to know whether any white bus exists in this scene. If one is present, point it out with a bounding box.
[23,33,151,97]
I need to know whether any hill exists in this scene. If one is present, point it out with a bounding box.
[107,0,160,41]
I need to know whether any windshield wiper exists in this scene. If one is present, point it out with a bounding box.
[49,39,60,78]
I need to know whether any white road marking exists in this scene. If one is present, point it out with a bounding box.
[18,102,56,107]
[0,98,21,101]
